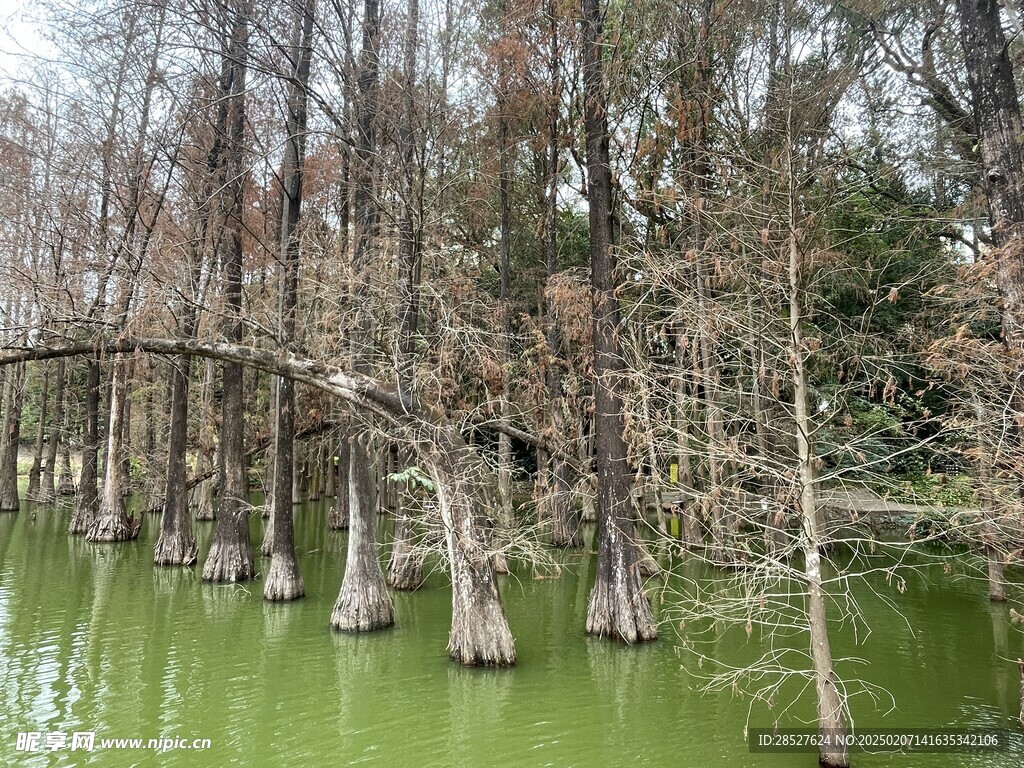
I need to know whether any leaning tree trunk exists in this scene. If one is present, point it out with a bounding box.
[581,0,656,643]
[0,360,26,511]
[788,153,848,767]
[202,6,253,583]
[263,0,314,603]
[153,353,198,565]
[330,0,393,631]
[26,364,50,500]
[87,359,137,541]
[39,358,66,503]
[69,358,101,533]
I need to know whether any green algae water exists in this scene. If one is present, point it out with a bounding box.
[1,499,1023,767]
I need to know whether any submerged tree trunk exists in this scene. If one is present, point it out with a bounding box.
[87,359,137,541]
[153,354,198,565]
[0,361,26,511]
[69,359,100,533]
[264,0,314,603]
[331,435,393,629]
[433,436,515,666]
[202,5,254,583]
[330,0,392,630]
[789,155,848,767]
[581,0,656,643]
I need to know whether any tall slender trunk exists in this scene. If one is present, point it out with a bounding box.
[543,1,579,550]
[40,358,66,502]
[153,353,198,565]
[26,364,50,500]
[0,361,26,511]
[264,0,315,603]
[788,136,847,768]
[581,0,656,643]
[69,359,100,533]
[193,358,217,521]
[387,0,425,591]
[330,0,393,630]
[87,360,137,541]
[202,3,254,583]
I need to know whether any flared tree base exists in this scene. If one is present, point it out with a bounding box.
[153,529,198,566]
[387,546,424,590]
[448,590,516,667]
[86,512,140,542]
[585,574,657,644]
[202,538,254,583]
[264,555,305,601]
[330,568,394,632]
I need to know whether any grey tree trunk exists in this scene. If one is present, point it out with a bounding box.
[264,0,315,603]
[153,353,198,565]
[26,364,49,500]
[0,361,25,511]
[87,360,137,541]
[69,359,100,533]
[581,0,656,643]
[39,358,66,502]
[330,0,393,631]
[202,4,254,583]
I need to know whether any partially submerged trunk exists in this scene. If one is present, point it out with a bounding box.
[330,436,393,630]
[201,5,253,583]
[87,359,138,541]
[0,360,26,511]
[581,0,656,643]
[153,354,198,566]
[69,358,100,533]
[433,436,515,666]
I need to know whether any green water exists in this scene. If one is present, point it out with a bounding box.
[1,499,1022,767]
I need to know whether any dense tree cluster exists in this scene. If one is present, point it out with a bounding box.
[2,0,1024,763]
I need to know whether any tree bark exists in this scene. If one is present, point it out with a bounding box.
[202,3,254,583]
[330,0,393,630]
[264,0,315,603]
[26,364,49,500]
[581,0,656,643]
[87,359,138,541]
[39,358,66,502]
[153,353,198,565]
[69,359,100,533]
[0,360,25,511]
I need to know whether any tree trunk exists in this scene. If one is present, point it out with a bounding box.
[331,0,392,629]
[40,358,66,502]
[87,359,137,541]
[153,354,198,565]
[580,0,656,643]
[263,0,314,603]
[328,434,350,529]
[0,360,25,511]
[69,358,100,533]
[202,5,254,583]
[26,364,49,500]
[330,435,394,630]
[193,358,217,521]
[789,157,848,767]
